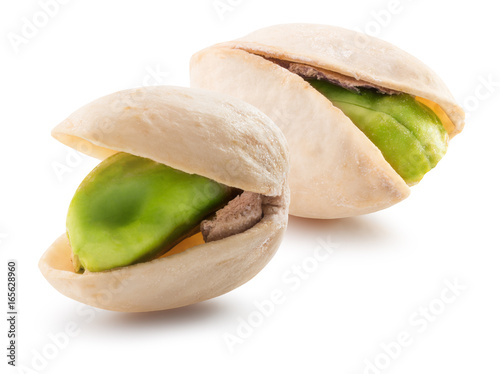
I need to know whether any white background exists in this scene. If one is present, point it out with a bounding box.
[1,0,499,373]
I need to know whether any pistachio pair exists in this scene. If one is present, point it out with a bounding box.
[40,24,464,312]
[191,23,465,218]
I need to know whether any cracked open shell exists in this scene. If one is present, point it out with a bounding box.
[39,86,289,312]
[190,23,465,219]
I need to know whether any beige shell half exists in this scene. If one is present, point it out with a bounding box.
[39,86,290,312]
[39,195,288,312]
[190,24,465,219]
[52,86,288,197]
[221,23,464,137]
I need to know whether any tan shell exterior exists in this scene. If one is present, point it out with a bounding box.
[190,24,465,219]
[221,23,464,137]
[52,86,288,197]
[40,86,290,311]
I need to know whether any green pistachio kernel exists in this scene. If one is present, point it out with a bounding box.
[67,152,234,272]
[308,80,448,185]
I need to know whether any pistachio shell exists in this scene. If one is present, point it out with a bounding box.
[39,193,288,312]
[40,86,290,311]
[190,24,464,218]
[218,23,464,137]
[52,86,288,197]
[191,47,409,218]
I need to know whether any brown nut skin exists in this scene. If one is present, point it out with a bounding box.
[190,23,465,219]
[39,86,290,312]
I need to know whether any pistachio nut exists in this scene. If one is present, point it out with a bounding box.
[190,23,465,219]
[39,86,289,312]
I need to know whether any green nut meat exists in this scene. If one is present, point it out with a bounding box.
[66,152,234,272]
[308,80,448,185]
